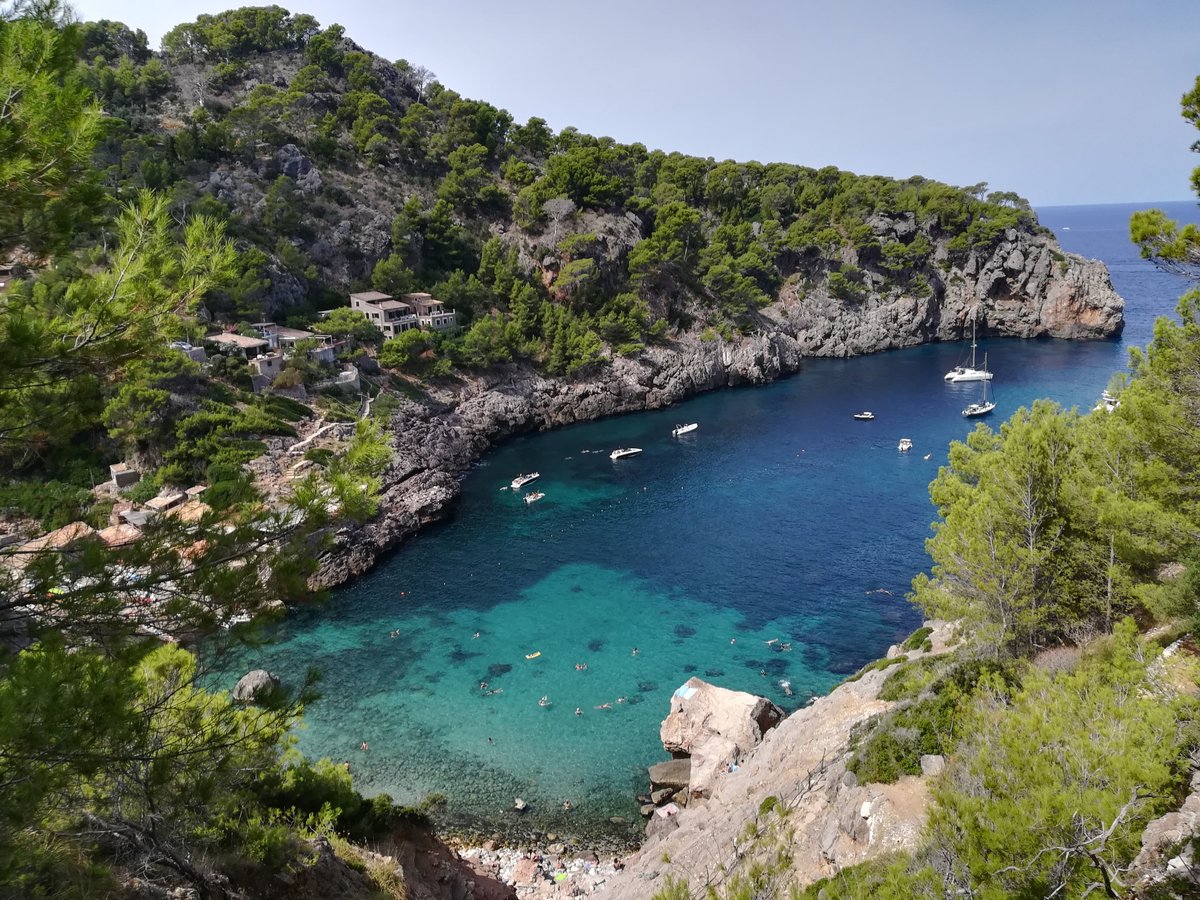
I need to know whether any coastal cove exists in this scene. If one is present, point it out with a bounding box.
[215,201,1199,845]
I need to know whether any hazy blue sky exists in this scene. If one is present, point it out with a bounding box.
[73,0,1200,207]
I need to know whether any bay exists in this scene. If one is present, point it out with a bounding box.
[215,200,1200,843]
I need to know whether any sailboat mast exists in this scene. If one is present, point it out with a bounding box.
[970,314,977,369]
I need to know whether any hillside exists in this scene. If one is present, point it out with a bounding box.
[73,5,1120,380]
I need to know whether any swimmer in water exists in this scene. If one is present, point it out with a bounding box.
[473,631,480,639]
[480,681,489,691]
[631,647,639,657]
[538,695,550,707]
[596,702,613,710]
[360,741,369,751]
[616,696,626,704]
[575,707,583,716]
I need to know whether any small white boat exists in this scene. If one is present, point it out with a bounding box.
[672,423,699,437]
[898,438,913,452]
[610,448,643,460]
[944,312,993,382]
[511,472,540,490]
[1094,391,1120,413]
[961,354,996,418]
[523,491,545,504]
[852,411,875,421]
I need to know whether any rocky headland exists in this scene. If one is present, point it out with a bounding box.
[303,228,1122,590]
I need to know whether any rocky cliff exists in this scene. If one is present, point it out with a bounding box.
[310,239,1122,589]
[596,621,959,897]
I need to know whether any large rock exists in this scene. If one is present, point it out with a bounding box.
[232,669,280,704]
[660,677,784,797]
[276,143,312,179]
[648,758,692,791]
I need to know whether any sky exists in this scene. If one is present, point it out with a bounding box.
[72,0,1200,208]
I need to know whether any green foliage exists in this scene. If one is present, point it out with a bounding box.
[913,391,1189,651]
[899,626,933,652]
[378,328,431,371]
[318,306,384,346]
[0,479,94,531]
[928,620,1197,897]
[850,658,1017,784]
[162,6,317,63]
[0,10,104,254]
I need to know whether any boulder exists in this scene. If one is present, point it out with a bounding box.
[511,857,541,886]
[276,143,312,179]
[660,677,784,796]
[650,788,675,804]
[920,754,946,777]
[232,669,279,704]
[648,758,691,791]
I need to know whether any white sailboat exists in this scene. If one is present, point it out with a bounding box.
[944,313,993,382]
[961,355,996,418]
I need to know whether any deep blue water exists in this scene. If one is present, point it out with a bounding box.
[217,200,1199,843]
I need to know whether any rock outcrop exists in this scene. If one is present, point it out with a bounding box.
[231,668,280,704]
[1127,771,1200,893]
[658,677,784,799]
[599,622,957,898]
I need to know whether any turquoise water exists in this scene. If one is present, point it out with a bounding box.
[215,201,1199,844]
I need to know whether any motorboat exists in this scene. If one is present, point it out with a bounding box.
[672,423,699,436]
[511,472,540,490]
[852,411,875,421]
[961,354,996,418]
[523,491,545,504]
[898,438,913,452]
[1094,391,1120,413]
[944,312,993,382]
[610,448,643,460]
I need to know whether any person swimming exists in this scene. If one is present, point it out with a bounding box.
[595,702,613,709]
[538,695,550,707]
[472,631,481,639]
[574,663,588,671]
[480,681,489,691]
[616,696,626,704]
[575,707,583,716]
[631,647,639,657]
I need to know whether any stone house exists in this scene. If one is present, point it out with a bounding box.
[401,292,458,331]
[348,290,457,337]
[252,323,336,364]
[349,291,419,339]
[204,332,270,358]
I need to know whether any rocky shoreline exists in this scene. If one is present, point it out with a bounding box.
[307,226,1122,591]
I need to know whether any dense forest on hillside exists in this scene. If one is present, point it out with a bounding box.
[64,5,1043,378]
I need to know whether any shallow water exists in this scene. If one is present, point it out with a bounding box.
[214,201,1200,842]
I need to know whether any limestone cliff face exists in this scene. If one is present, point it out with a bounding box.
[771,227,1123,358]
[311,234,1121,589]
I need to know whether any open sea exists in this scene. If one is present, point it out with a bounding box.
[214,200,1200,844]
